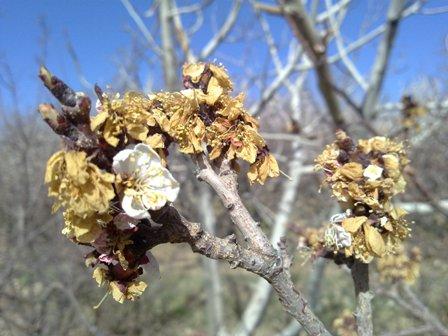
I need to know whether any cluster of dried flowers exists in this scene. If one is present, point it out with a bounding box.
[44,63,279,304]
[332,310,357,336]
[377,245,421,284]
[401,95,427,132]
[92,63,279,184]
[312,131,410,263]
[46,144,179,303]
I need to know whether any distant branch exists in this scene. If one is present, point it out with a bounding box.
[200,0,242,59]
[362,0,406,118]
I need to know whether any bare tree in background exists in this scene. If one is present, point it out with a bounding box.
[1,1,448,336]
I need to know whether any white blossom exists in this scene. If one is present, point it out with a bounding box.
[113,144,180,219]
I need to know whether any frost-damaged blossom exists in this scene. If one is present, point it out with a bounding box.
[377,244,421,284]
[62,210,113,244]
[92,266,148,303]
[45,151,115,216]
[151,91,206,154]
[324,224,352,250]
[91,92,157,147]
[401,95,427,132]
[113,144,180,219]
[247,151,279,185]
[182,62,279,184]
[42,62,280,304]
[314,131,410,263]
[332,309,357,336]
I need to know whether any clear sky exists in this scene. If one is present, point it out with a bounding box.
[1,0,447,110]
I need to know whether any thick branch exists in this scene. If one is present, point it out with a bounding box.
[196,154,275,255]
[278,0,345,129]
[235,144,306,336]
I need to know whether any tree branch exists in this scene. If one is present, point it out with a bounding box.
[278,0,346,129]
[195,154,274,255]
[200,0,242,59]
[120,0,163,55]
[38,67,333,336]
[235,144,306,335]
[351,261,373,336]
[362,0,406,118]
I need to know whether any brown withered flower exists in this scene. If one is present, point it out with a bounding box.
[377,244,421,284]
[314,131,410,263]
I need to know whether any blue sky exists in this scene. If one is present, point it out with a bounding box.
[0,0,447,110]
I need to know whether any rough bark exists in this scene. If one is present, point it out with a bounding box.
[351,261,373,336]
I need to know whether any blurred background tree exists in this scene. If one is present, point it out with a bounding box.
[0,1,447,335]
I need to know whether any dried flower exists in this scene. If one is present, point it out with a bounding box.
[315,132,410,263]
[92,92,156,146]
[62,210,112,243]
[324,224,352,250]
[247,152,279,185]
[110,281,147,303]
[377,245,421,284]
[43,62,280,304]
[45,150,115,217]
[333,310,357,336]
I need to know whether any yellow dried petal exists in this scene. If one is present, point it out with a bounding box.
[127,124,148,141]
[145,134,165,149]
[370,137,388,152]
[93,267,108,287]
[209,64,233,91]
[342,216,367,233]
[209,145,222,161]
[205,77,224,105]
[364,223,385,257]
[247,163,258,184]
[126,281,147,301]
[103,119,120,147]
[339,162,363,181]
[91,111,109,131]
[183,63,205,83]
[110,282,125,304]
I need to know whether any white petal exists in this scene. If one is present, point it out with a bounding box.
[143,173,180,203]
[95,99,103,113]
[162,182,180,202]
[113,149,137,175]
[135,143,161,161]
[363,165,383,181]
[162,173,180,202]
[121,194,150,219]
